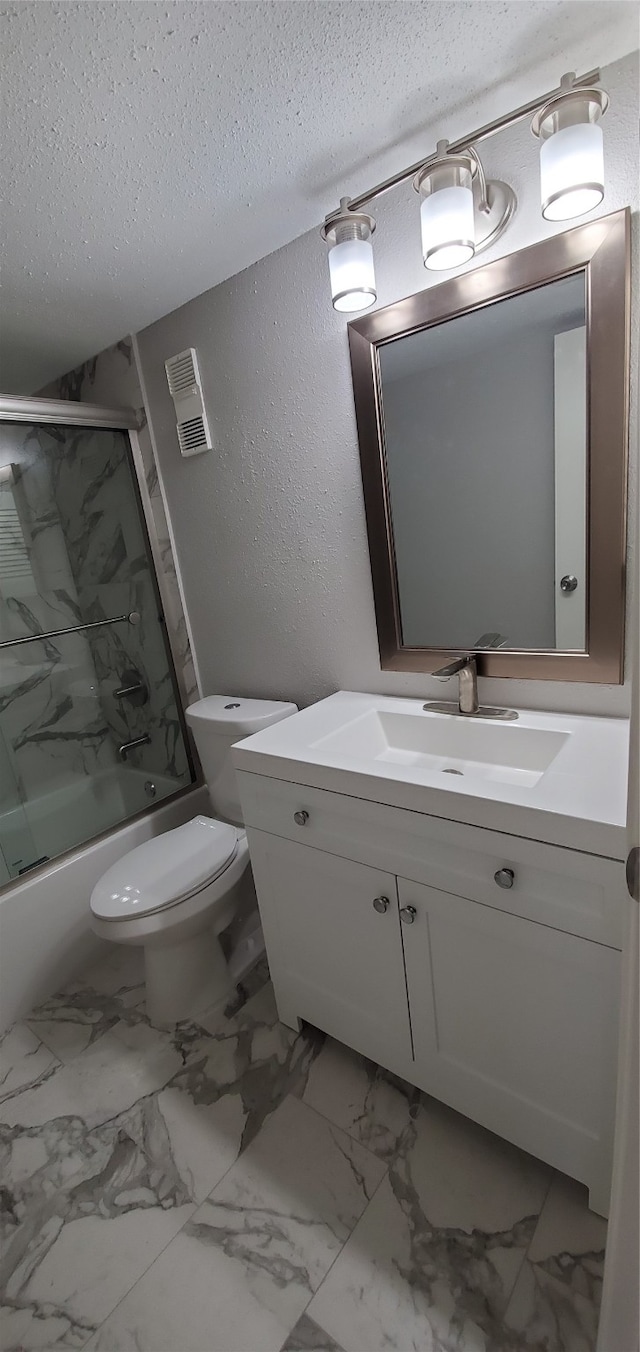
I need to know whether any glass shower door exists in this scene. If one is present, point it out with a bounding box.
[0,415,194,880]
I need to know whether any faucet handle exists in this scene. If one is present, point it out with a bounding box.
[432,654,475,681]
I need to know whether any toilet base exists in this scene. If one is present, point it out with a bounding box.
[144,930,232,1026]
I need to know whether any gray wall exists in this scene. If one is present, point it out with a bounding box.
[136,51,638,718]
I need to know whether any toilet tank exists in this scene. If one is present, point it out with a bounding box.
[185,696,298,825]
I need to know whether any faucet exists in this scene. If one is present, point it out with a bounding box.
[431,655,479,714]
[118,734,151,761]
[423,654,519,720]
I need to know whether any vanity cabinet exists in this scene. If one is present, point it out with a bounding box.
[245,834,413,1071]
[398,878,620,1208]
[238,770,624,1216]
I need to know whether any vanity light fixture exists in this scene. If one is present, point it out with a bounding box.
[321,69,607,307]
[321,198,377,312]
[531,76,609,221]
[415,145,477,270]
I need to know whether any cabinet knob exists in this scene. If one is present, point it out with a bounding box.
[293,810,309,826]
[400,905,417,925]
[494,867,515,889]
[373,895,390,914]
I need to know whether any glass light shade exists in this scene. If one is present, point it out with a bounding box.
[540,121,604,220]
[420,179,475,271]
[328,237,376,312]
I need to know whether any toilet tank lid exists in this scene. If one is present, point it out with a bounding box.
[185,696,298,735]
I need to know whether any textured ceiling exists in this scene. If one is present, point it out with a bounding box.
[1,0,637,393]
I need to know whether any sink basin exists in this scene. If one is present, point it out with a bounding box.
[312,709,568,787]
[232,691,629,857]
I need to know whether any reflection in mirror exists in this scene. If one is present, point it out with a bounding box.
[379,274,586,653]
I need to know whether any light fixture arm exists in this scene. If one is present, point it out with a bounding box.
[324,68,600,225]
[466,146,490,215]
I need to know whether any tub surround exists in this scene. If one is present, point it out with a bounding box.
[40,335,199,709]
[0,415,193,885]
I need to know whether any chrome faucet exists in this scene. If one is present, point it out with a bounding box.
[118,734,151,761]
[432,655,479,714]
[423,654,519,721]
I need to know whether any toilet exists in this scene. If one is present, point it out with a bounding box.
[89,696,297,1025]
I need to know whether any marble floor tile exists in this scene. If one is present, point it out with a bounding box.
[175,981,322,1158]
[2,949,607,1352]
[1,1021,195,1349]
[0,1021,183,1133]
[89,1094,386,1352]
[300,1034,419,1161]
[502,1174,607,1351]
[282,1312,347,1351]
[26,947,146,1062]
[0,1024,60,1104]
[307,1095,552,1352]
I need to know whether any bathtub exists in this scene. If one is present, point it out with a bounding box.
[1,767,185,883]
[0,778,208,1031]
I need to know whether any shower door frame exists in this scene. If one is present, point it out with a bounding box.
[0,394,201,889]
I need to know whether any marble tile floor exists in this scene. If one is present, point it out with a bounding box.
[1,947,607,1352]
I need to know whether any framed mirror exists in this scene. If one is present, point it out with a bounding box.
[349,208,630,682]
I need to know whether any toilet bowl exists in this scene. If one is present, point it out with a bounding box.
[89,696,297,1025]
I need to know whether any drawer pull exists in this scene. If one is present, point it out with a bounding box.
[373,895,390,914]
[400,905,417,925]
[293,810,309,826]
[494,867,515,889]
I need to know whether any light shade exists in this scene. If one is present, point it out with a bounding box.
[540,122,604,220]
[532,87,608,223]
[417,156,476,271]
[328,236,376,312]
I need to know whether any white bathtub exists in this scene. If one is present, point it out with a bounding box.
[1,767,184,883]
[0,779,208,1031]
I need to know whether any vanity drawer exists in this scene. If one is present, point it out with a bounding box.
[237,770,626,948]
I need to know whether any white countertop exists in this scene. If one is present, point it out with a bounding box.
[233,691,630,859]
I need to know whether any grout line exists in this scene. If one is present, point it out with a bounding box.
[522,1169,556,1266]
[77,1199,200,1350]
[276,1165,390,1352]
[78,1082,387,1352]
[499,1166,558,1317]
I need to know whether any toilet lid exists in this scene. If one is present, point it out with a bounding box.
[90,816,239,920]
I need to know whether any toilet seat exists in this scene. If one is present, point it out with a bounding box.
[90,815,240,921]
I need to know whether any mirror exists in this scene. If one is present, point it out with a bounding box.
[379,274,586,653]
[349,209,629,683]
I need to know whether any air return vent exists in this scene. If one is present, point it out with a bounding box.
[164,347,212,457]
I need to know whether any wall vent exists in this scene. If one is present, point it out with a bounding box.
[164,347,212,457]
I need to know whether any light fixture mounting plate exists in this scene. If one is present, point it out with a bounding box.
[473,180,517,254]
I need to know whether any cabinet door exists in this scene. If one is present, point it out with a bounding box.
[398,877,620,1210]
[246,828,414,1073]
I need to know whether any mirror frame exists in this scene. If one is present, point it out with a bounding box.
[349,207,630,683]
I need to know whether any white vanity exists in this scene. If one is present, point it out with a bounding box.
[234,692,629,1216]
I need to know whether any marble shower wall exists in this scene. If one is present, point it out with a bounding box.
[43,337,198,708]
[0,413,194,877]
[48,421,191,787]
[0,422,113,871]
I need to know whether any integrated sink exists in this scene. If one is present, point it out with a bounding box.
[312,708,569,787]
[233,690,629,856]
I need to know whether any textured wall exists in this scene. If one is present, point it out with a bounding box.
[5,1,638,393]
[136,51,638,719]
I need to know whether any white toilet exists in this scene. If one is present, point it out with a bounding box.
[89,696,297,1025]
